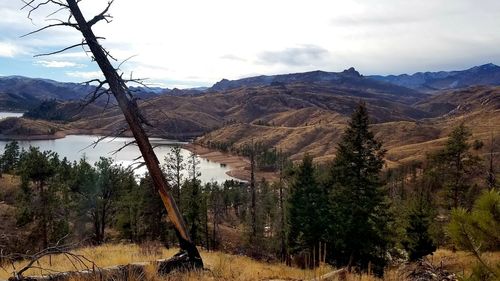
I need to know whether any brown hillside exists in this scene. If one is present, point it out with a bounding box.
[18,82,429,140]
[4,84,499,169]
[197,86,500,166]
[415,85,500,117]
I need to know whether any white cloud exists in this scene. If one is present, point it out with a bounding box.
[66,71,103,79]
[35,60,86,68]
[257,45,331,66]
[0,42,21,58]
[1,0,500,85]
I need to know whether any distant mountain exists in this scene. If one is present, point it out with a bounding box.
[3,68,500,167]
[0,92,40,112]
[210,68,363,91]
[369,63,500,92]
[0,76,96,101]
[129,86,170,96]
[41,79,431,140]
[0,76,175,111]
[209,68,424,103]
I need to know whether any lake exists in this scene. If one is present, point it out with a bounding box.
[0,112,23,119]
[0,112,237,183]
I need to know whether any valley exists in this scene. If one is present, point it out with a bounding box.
[1,64,499,168]
[1,64,499,281]
[2,1,500,280]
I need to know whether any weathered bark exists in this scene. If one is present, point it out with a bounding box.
[65,0,202,268]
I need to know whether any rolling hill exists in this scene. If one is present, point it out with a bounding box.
[196,85,500,165]
[1,65,499,167]
[0,76,175,111]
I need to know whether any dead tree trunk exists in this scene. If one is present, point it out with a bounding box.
[64,0,202,270]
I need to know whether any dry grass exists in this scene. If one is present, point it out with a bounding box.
[429,249,500,278]
[0,174,21,203]
[0,244,334,281]
[1,244,498,281]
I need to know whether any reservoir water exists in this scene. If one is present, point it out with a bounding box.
[0,112,23,119]
[0,113,236,183]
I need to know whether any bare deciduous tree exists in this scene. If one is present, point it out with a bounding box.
[19,0,203,271]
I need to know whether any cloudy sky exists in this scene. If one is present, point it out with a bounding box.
[1,0,500,88]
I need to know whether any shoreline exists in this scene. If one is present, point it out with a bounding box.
[183,143,279,182]
[0,131,258,182]
[0,131,67,141]
[183,143,251,182]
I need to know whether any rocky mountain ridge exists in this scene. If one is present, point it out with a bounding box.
[369,63,500,92]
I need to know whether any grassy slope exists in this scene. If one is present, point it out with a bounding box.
[197,86,500,166]
[1,85,499,169]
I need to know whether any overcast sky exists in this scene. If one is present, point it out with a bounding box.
[1,0,500,88]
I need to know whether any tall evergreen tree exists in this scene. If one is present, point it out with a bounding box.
[164,145,185,206]
[136,174,172,244]
[287,154,328,267]
[16,147,69,249]
[1,141,20,174]
[71,157,98,239]
[429,124,482,209]
[76,157,131,244]
[182,153,202,245]
[277,149,289,261]
[116,173,174,245]
[447,189,500,280]
[402,186,437,261]
[486,135,498,190]
[328,103,392,275]
[247,140,258,243]
[207,182,223,250]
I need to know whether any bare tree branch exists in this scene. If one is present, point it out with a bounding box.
[22,0,69,21]
[115,54,138,73]
[87,0,114,27]
[1,235,99,280]
[21,21,78,37]
[45,6,67,18]
[111,140,137,155]
[34,41,87,57]
[19,0,204,270]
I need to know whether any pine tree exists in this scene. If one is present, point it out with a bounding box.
[429,124,482,209]
[447,189,500,280]
[287,154,328,267]
[328,102,392,275]
[403,187,437,261]
[277,149,289,262]
[16,147,69,249]
[208,182,223,250]
[71,157,98,239]
[164,145,185,206]
[76,157,130,244]
[249,141,257,242]
[486,135,498,190]
[182,153,202,244]
[0,141,20,174]
[136,174,172,244]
